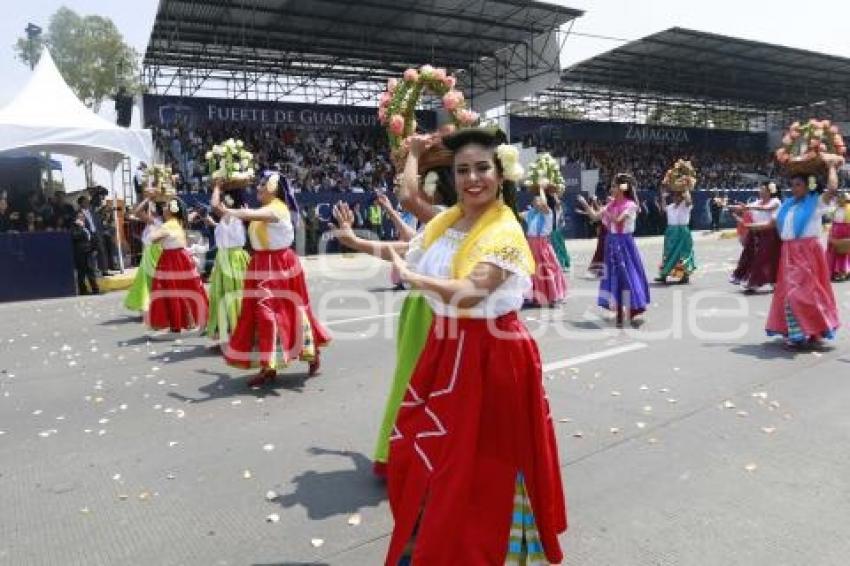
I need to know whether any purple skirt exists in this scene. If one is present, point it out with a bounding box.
[597,233,651,315]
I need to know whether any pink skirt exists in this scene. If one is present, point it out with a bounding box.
[766,237,839,342]
[826,222,850,278]
[527,236,567,306]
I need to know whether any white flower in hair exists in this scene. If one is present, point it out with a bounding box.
[422,171,439,197]
[495,144,524,183]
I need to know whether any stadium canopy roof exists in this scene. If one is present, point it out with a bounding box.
[524,27,850,126]
[143,0,583,107]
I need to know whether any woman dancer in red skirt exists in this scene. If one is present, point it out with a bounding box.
[766,158,842,348]
[729,182,781,292]
[385,127,566,566]
[147,198,208,332]
[214,173,330,387]
[826,191,850,281]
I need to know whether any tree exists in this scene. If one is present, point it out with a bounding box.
[14,7,141,111]
[14,7,142,186]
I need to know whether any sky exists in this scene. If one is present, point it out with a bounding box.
[1,0,848,189]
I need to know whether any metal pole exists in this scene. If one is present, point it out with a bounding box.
[110,168,125,273]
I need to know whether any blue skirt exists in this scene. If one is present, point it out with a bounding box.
[597,233,650,315]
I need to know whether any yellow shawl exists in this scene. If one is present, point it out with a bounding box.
[422,202,534,279]
[162,218,187,247]
[249,198,289,250]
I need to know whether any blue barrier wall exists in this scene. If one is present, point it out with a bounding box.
[0,232,77,302]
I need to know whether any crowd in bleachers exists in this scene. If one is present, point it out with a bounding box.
[521,136,775,192]
[150,123,396,195]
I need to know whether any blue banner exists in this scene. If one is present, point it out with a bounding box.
[143,94,436,132]
[510,116,767,152]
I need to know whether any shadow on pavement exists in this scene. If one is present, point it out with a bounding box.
[98,315,143,326]
[713,341,834,360]
[167,368,311,403]
[275,447,385,521]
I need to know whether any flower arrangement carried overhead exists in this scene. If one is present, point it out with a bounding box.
[525,153,565,194]
[662,159,697,192]
[378,64,480,168]
[206,139,255,190]
[143,164,176,201]
[775,119,846,176]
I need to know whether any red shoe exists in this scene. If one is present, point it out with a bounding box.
[372,461,388,479]
[308,352,322,377]
[247,368,276,388]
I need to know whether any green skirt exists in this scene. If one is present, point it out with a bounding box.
[550,229,571,270]
[659,225,696,282]
[206,246,251,341]
[124,243,163,312]
[373,292,433,469]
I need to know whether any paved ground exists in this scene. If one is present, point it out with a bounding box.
[1,233,849,566]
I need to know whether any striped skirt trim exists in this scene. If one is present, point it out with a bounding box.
[505,474,548,565]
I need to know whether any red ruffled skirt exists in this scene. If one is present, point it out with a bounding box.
[589,224,607,276]
[386,313,567,565]
[224,249,330,369]
[731,228,780,289]
[527,236,567,305]
[147,248,208,331]
[766,237,839,342]
[826,222,850,278]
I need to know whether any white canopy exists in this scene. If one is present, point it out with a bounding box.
[0,50,152,170]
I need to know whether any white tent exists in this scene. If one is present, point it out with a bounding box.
[0,50,152,169]
[0,50,154,271]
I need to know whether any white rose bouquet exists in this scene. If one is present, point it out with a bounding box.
[206,138,255,190]
[143,164,177,201]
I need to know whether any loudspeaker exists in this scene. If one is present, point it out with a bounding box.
[115,93,133,127]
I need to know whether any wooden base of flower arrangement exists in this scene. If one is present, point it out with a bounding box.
[218,178,254,191]
[831,238,850,254]
[153,191,177,203]
[785,154,831,177]
[669,179,695,193]
[417,146,453,174]
[391,145,453,175]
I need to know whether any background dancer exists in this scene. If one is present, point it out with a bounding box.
[523,185,567,307]
[766,158,842,348]
[146,198,209,333]
[124,188,162,312]
[205,185,251,344]
[579,174,650,327]
[826,191,850,281]
[657,186,696,284]
[577,195,606,277]
[729,182,782,292]
[216,173,330,387]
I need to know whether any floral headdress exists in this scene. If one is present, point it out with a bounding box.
[662,159,697,192]
[143,164,176,200]
[378,65,479,169]
[775,119,846,177]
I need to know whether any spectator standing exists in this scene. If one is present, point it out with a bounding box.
[0,197,16,232]
[70,210,101,295]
